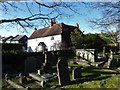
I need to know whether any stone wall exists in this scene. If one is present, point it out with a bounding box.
[76,49,98,62]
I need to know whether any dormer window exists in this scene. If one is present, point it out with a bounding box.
[51,37,54,40]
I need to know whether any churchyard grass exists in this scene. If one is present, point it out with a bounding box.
[63,67,120,89]
[2,79,12,89]
[8,76,42,88]
[2,54,120,89]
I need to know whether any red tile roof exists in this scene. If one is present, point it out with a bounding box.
[29,22,77,39]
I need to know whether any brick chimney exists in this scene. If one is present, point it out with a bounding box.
[50,19,56,27]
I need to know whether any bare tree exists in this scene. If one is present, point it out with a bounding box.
[87,2,120,46]
[0,1,82,32]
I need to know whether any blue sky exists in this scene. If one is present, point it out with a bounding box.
[0,1,103,37]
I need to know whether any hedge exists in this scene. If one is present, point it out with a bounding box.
[1,43,23,51]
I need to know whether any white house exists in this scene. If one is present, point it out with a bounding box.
[28,20,77,52]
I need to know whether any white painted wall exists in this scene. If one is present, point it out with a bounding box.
[6,41,11,43]
[11,41,19,43]
[28,34,62,52]
[0,40,2,43]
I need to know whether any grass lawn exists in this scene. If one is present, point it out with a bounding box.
[62,66,120,89]
[10,76,42,88]
[2,79,14,89]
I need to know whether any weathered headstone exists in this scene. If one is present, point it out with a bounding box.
[72,67,82,80]
[57,57,70,86]
[40,80,46,87]
[68,66,73,71]
[26,87,31,90]
[41,49,52,74]
[103,47,106,57]
[5,74,8,80]
[37,70,41,75]
[19,76,27,84]
[107,51,117,69]
[108,59,118,69]
[19,73,22,77]
[105,53,109,61]
[110,51,113,59]
[87,54,89,60]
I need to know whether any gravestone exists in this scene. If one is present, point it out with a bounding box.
[103,47,106,57]
[19,73,22,77]
[87,54,89,60]
[26,87,31,90]
[40,80,46,87]
[108,59,118,69]
[72,67,82,80]
[107,51,118,69]
[5,74,8,80]
[105,53,109,62]
[57,57,70,86]
[107,52,113,68]
[19,76,27,84]
[37,70,41,75]
[41,49,52,73]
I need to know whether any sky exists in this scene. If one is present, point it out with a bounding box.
[0,1,104,37]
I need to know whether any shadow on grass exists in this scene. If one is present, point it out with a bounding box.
[70,73,111,85]
[82,67,120,75]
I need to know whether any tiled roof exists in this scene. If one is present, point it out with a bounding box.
[6,37,14,41]
[29,22,77,39]
[12,35,27,41]
[2,36,13,41]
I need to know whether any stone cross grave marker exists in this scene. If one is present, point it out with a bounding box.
[72,67,82,80]
[57,57,70,86]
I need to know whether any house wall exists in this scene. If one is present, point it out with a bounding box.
[28,34,62,52]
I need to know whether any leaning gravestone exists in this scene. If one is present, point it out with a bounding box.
[19,73,22,77]
[72,67,82,80]
[57,57,70,86]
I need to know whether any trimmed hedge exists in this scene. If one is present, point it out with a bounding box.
[1,43,23,51]
[2,51,43,64]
